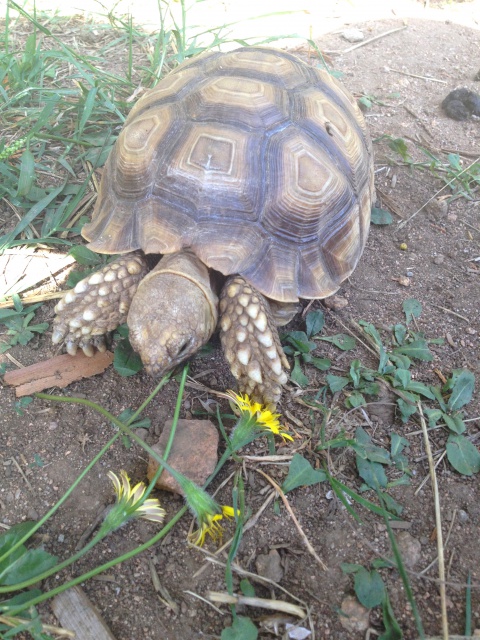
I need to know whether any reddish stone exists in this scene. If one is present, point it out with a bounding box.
[147,418,219,494]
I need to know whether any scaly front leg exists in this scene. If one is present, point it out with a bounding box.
[52,251,149,356]
[219,276,289,407]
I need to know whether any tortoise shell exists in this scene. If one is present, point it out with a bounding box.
[83,47,374,303]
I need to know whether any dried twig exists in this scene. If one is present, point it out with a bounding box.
[389,67,447,84]
[11,457,33,491]
[426,302,469,323]
[207,591,306,617]
[0,291,64,309]
[184,590,224,615]
[339,25,408,54]
[418,402,448,640]
[255,468,327,570]
[414,450,447,495]
[0,615,74,638]
[398,155,480,228]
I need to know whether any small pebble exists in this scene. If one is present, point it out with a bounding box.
[342,28,364,43]
[58,534,65,543]
[457,509,469,523]
[395,531,422,569]
[433,254,445,265]
[134,428,149,442]
[256,549,283,583]
[323,294,348,310]
[339,596,369,632]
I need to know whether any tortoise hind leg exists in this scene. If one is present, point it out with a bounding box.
[219,276,289,407]
[52,251,148,356]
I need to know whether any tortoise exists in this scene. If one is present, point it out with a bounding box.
[52,47,374,406]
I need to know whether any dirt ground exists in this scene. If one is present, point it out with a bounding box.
[1,3,480,639]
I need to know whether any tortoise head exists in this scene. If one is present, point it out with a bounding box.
[127,251,218,377]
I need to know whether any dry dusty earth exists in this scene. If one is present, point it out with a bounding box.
[1,2,480,639]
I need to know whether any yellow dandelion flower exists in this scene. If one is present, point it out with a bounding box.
[189,505,236,547]
[104,470,166,531]
[226,391,293,443]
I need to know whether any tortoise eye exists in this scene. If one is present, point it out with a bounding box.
[178,339,192,355]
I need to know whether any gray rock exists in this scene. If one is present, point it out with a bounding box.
[339,595,370,632]
[256,549,283,583]
[342,28,364,43]
[395,531,421,568]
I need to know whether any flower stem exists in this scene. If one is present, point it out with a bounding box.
[4,506,188,617]
[0,432,120,570]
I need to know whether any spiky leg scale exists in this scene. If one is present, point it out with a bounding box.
[52,251,149,356]
[219,276,289,407]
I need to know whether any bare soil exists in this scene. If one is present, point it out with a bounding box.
[1,5,480,639]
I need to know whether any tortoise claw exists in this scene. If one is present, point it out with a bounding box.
[52,251,149,358]
[219,276,289,408]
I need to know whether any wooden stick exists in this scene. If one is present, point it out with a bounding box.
[341,25,408,53]
[4,351,114,396]
[255,468,327,570]
[417,403,449,640]
[389,67,447,84]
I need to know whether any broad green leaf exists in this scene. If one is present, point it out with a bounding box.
[306,310,324,338]
[430,385,447,412]
[341,562,364,574]
[446,435,480,476]
[0,522,36,559]
[0,588,43,612]
[354,427,391,465]
[393,323,407,346]
[447,369,475,412]
[240,579,255,597]
[356,456,388,489]
[390,433,409,471]
[221,616,258,640]
[319,333,356,351]
[359,95,373,110]
[0,548,57,586]
[393,368,410,389]
[370,207,393,225]
[359,321,388,371]
[443,413,465,435]
[396,398,417,423]
[346,391,366,408]
[309,356,331,371]
[113,338,143,377]
[114,323,129,338]
[388,353,411,370]
[290,356,309,388]
[393,340,433,362]
[406,381,436,400]
[379,593,403,639]
[326,374,350,393]
[349,359,362,387]
[354,567,386,608]
[68,245,103,266]
[424,408,443,427]
[388,137,411,162]
[378,491,403,516]
[281,453,327,493]
[16,149,35,197]
[402,299,422,324]
[361,382,380,396]
[286,331,316,354]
